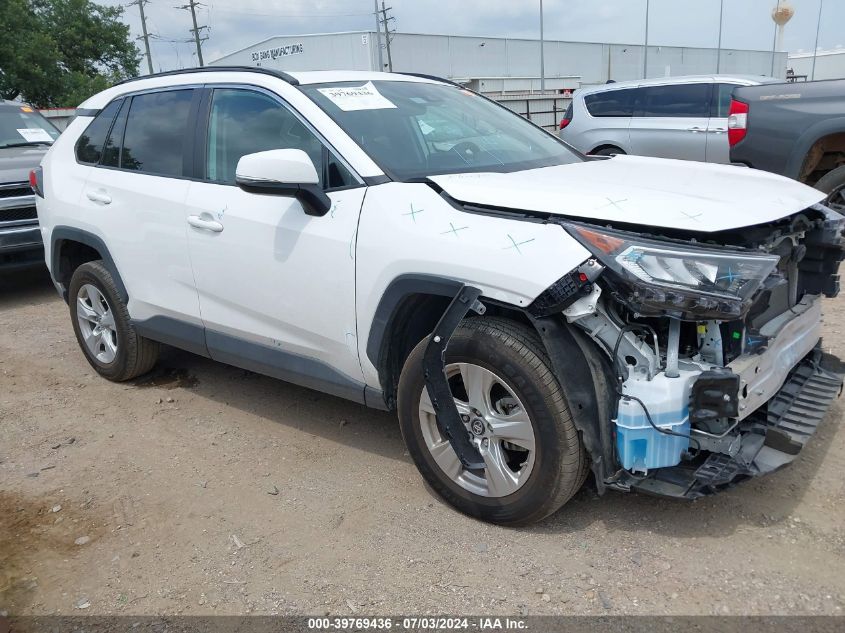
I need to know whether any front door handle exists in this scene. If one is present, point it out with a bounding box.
[187,214,224,233]
[86,190,112,205]
[687,127,705,133]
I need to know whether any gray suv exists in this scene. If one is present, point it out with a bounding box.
[0,100,60,270]
[559,75,776,163]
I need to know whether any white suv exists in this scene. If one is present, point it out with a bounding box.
[35,68,844,525]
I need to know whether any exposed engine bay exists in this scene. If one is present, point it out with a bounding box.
[529,203,845,498]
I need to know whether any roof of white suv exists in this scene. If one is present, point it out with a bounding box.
[577,74,780,96]
[77,67,447,110]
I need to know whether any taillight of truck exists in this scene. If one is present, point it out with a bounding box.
[728,99,749,147]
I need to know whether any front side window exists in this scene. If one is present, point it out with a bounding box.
[0,104,60,150]
[302,80,581,181]
[75,100,122,164]
[584,89,637,118]
[121,90,194,176]
[638,83,711,118]
[206,88,354,188]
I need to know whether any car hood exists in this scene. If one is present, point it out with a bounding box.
[428,155,826,233]
[0,145,49,184]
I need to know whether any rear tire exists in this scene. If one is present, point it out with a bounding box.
[815,165,845,207]
[69,261,159,381]
[397,316,588,525]
[591,146,625,157]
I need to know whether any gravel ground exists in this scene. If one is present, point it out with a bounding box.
[1,267,844,617]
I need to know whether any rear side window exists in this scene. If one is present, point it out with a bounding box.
[75,100,122,164]
[121,90,194,177]
[584,89,636,117]
[638,83,710,118]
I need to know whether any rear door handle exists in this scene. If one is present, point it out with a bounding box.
[187,214,224,233]
[709,127,728,134]
[86,190,112,205]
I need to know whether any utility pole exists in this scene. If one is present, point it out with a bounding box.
[178,0,208,67]
[811,0,824,80]
[130,0,154,75]
[643,0,650,79]
[539,0,545,92]
[379,2,395,72]
[373,0,384,71]
[716,0,724,74]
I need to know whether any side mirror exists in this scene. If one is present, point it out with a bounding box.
[235,149,331,217]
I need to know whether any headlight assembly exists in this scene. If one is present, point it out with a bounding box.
[564,223,780,320]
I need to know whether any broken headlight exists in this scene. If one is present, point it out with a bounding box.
[564,223,780,320]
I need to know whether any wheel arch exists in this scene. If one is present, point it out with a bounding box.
[51,227,126,303]
[589,144,626,156]
[788,118,845,182]
[367,275,532,411]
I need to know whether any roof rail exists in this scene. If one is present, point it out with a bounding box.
[115,66,300,87]
[396,72,464,88]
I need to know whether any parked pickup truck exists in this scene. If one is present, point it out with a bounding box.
[729,79,845,206]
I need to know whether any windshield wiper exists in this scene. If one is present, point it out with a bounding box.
[0,141,53,149]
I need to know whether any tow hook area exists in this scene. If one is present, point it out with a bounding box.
[423,285,487,470]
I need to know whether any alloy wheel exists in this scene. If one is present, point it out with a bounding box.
[76,283,118,364]
[418,363,536,497]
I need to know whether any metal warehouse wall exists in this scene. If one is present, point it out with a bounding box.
[788,51,845,80]
[210,32,788,84]
[211,32,375,72]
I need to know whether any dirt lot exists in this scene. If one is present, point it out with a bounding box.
[1,268,845,617]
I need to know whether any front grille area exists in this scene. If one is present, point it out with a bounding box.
[0,206,37,223]
[0,183,33,199]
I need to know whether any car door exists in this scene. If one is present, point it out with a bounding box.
[706,82,741,164]
[80,88,203,330]
[184,86,367,400]
[628,82,711,161]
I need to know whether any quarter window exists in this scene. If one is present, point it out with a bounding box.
[638,83,710,118]
[121,90,195,176]
[75,99,122,164]
[100,99,130,168]
[584,89,637,117]
[205,88,354,188]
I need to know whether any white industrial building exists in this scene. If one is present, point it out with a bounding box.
[788,49,845,81]
[210,31,788,89]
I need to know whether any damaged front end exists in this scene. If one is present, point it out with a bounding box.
[538,203,845,499]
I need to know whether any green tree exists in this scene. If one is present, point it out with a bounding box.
[0,0,139,107]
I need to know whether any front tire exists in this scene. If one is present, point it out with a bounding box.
[815,165,845,207]
[69,261,159,381]
[397,317,588,525]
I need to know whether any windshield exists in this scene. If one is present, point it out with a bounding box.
[0,104,60,149]
[301,80,581,180]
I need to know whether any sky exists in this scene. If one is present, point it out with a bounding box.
[101,0,845,74]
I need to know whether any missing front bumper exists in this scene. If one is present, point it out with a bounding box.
[618,350,842,500]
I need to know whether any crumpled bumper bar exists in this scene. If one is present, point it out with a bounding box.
[623,350,842,500]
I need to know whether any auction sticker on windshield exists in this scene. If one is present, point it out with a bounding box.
[316,81,397,111]
[17,128,53,143]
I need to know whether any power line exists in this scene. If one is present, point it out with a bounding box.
[177,0,208,67]
[379,2,395,72]
[129,0,154,75]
